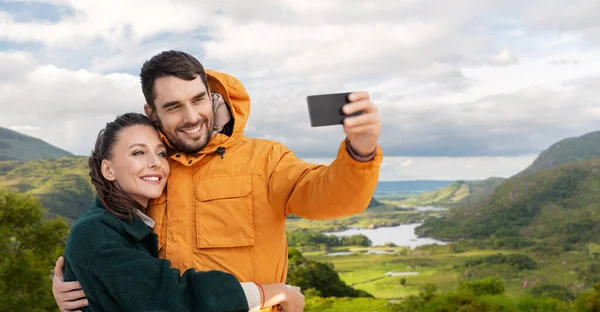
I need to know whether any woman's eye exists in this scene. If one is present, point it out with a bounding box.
[158,151,167,158]
[133,150,145,156]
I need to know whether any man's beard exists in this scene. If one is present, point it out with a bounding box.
[156,119,212,154]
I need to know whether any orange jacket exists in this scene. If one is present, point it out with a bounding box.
[147,70,382,309]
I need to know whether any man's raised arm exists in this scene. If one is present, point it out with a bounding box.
[266,91,382,220]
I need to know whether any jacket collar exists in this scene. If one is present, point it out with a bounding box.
[94,197,152,241]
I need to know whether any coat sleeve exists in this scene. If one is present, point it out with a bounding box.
[82,242,249,312]
[266,139,382,219]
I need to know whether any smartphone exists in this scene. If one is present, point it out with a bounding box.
[306,92,361,127]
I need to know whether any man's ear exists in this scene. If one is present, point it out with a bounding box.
[144,104,161,129]
[144,104,155,119]
[101,159,116,181]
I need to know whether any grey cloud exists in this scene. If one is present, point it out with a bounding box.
[243,75,600,158]
[0,55,145,153]
[521,0,600,32]
[2,0,600,163]
[517,0,600,45]
[0,52,36,83]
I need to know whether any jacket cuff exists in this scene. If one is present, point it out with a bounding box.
[193,270,249,311]
[240,282,261,311]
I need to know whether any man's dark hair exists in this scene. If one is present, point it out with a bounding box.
[140,50,210,108]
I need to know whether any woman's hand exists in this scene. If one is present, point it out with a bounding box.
[260,283,304,312]
[277,285,304,312]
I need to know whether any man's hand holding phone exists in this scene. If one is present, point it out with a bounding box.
[307,91,381,157]
[341,91,380,156]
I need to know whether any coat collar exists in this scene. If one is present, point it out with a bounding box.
[93,197,152,241]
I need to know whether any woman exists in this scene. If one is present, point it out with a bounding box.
[62,113,304,311]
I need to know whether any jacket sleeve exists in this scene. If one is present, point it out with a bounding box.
[266,139,382,219]
[83,242,249,312]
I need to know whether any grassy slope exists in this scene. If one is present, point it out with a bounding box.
[0,156,93,221]
[417,158,600,243]
[516,130,600,178]
[305,244,592,301]
[398,178,505,208]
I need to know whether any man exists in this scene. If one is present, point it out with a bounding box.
[53,50,382,311]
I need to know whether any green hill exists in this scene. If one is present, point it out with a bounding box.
[0,127,73,161]
[399,177,506,207]
[367,197,383,208]
[417,158,600,246]
[0,157,93,222]
[515,130,600,178]
[402,130,600,209]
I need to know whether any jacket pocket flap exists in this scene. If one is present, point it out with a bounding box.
[194,174,252,201]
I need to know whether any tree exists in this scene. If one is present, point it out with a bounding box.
[419,283,437,302]
[573,282,600,311]
[585,283,600,311]
[0,190,69,311]
[400,278,407,286]
[339,234,372,247]
[528,284,574,302]
[287,230,372,248]
[458,276,505,296]
[287,248,373,298]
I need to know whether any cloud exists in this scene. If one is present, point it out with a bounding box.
[401,159,414,167]
[200,15,490,94]
[9,125,40,131]
[2,0,600,181]
[0,52,142,154]
[306,155,538,181]
[0,0,215,45]
[489,48,519,66]
[521,0,600,42]
[241,58,600,157]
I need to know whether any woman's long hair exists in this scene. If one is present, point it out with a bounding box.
[88,113,155,221]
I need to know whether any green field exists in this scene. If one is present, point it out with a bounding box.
[303,244,594,301]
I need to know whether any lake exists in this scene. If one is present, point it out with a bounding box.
[414,206,448,212]
[324,222,447,249]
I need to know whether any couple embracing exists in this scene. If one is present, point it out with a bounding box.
[53,50,382,312]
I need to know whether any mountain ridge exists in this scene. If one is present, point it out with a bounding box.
[515,130,600,178]
[0,127,73,161]
[399,177,506,207]
[417,157,600,246]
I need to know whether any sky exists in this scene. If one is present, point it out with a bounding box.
[1,0,600,181]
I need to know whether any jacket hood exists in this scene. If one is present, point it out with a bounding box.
[205,69,250,140]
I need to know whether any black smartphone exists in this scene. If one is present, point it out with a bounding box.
[306,92,361,127]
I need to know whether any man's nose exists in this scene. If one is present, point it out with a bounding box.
[181,103,200,124]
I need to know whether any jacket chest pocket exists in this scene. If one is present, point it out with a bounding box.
[194,174,254,248]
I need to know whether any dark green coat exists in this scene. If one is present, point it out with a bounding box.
[64,197,249,312]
